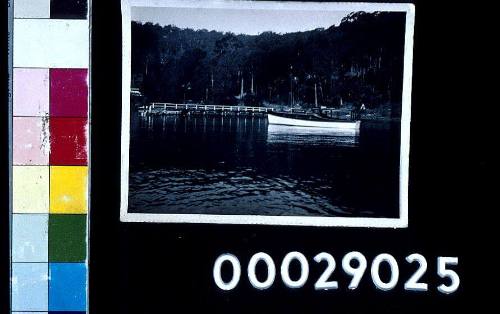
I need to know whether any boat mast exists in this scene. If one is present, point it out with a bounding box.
[251,72,254,94]
[289,65,293,106]
[314,82,318,107]
[240,76,244,99]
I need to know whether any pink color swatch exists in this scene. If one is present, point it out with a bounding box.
[13,117,50,165]
[13,68,50,117]
[50,69,88,117]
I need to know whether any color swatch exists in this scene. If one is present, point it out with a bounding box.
[49,214,87,262]
[11,0,89,312]
[50,118,88,165]
[50,0,89,19]
[13,68,50,117]
[50,69,89,118]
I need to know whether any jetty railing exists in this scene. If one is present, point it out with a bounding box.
[139,103,275,114]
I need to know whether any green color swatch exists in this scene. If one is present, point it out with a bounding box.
[49,214,87,262]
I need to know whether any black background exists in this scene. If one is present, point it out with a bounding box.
[87,0,486,313]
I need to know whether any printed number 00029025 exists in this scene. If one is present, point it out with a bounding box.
[213,252,460,294]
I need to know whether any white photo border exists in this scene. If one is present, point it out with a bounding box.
[120,0,415,228]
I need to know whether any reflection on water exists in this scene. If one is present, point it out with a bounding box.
[129,114,400,218]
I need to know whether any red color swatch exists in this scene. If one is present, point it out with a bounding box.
[50,118,88,165]
[50,69,88,117]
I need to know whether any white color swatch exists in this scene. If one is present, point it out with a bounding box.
[14,19,89,68]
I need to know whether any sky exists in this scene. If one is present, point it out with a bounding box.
[131,7,352,35]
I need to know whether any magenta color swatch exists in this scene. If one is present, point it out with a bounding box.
[13,68,50,117]
[50,69,88,117]
[13,117,50,165]
[50,117,88,165]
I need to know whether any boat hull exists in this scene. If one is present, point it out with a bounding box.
[268,113,360,133]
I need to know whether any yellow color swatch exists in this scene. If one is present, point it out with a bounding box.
[50,166,88,214]
[13,166,50,213]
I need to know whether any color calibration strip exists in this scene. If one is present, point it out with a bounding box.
[11,0,89,313]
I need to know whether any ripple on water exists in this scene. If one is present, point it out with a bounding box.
[128,167,352,216]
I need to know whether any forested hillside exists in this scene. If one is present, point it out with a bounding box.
[131,12,406,110]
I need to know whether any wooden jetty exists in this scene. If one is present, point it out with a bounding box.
[138,103,275,116]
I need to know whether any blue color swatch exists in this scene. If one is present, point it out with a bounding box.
[12,214,49,262]
[12,263,49,311]
[49,263,87,311]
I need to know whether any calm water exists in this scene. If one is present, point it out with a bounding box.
[129,113,401,217]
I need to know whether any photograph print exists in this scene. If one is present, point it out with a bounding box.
[121,0,415,227]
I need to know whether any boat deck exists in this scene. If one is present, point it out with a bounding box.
[270,111,357,123]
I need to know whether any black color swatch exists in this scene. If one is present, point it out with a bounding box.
[50,0,87,19]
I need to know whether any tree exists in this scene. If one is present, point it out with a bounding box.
[131,12,406,110]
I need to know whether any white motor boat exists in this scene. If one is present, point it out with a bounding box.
[268,112,360,134]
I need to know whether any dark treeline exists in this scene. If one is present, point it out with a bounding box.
[131,12,406,110]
